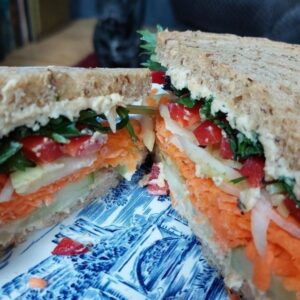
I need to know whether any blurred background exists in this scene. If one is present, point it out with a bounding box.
[1,0,300,67]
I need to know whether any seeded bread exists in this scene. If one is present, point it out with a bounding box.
[156,30,300,197]
[0,67,151,137]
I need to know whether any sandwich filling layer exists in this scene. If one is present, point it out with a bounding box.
[0,118,145,233]
[154,90,300,295]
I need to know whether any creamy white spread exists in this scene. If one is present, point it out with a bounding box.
[0,93,125,138]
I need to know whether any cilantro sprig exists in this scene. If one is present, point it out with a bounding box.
[138,25,165,71]
[278,177,300,207]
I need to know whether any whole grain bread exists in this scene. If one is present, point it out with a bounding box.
[0,66,151,137]
[156,31,300,196]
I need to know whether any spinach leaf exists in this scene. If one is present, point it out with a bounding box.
[177,97,196,108]
[0,152,35,173]
[279,177,300,206]
[0,141,22,165]
[200,96,214,120]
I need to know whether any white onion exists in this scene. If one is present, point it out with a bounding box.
[269,208,300,239]
[252,194,300,256]
[159,105,199,144]
[218,181,242,197]
[251,198,271,256]
[141,116,155,151]
[0,179,14,203]
[105,107,118,133]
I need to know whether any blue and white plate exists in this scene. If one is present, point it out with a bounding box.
[0,165,228,300]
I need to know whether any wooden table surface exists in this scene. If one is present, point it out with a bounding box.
[0,19,97,67]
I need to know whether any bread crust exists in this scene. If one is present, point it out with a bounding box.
[0,67,151,137]
[156,30,300,196]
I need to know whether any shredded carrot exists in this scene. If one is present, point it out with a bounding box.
[146,88,170,107]
[156,112,300,293]
[28,277,47,289]
[0,121,143,225]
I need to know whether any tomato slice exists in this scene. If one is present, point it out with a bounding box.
[168,102,201,127]
[151,71,165,84]
[240,156,265,187]
[193,120,222,146]
[62,134,105,157]
[52,237,89,256]
[21,136,63,164]
[220,136,234,160]
[284,197,300,222]
[146,163,169,196]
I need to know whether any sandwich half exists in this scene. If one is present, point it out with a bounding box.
[0,66,151,251]
[140,30,300,299]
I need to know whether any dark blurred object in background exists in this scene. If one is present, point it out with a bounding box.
[171,0,300,44]
[93,0,145,67]
[0,0,15,60]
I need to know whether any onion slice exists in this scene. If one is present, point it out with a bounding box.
[252,194,300,256]
[141,116,155,151]
[105,107,118,133]
[269,207,300,239]
[218,181,242,197]
[251,198,271,256]
[0,179,14,203]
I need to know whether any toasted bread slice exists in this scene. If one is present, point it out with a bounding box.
[0,67,151,137]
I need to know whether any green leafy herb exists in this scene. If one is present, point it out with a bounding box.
[230,176,247,184]
[200,96,214,119]
[78,109,111,133]
[177,97,196,108]
[138,25,165,71]
[0,152,35,173]
[0,141,22,165]
[126,122,137,142]
[279,177,300,206]
[51,133,70,144]
[38,117,82,138]
[235,133,264,159]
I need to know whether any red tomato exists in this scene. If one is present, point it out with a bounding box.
[147,183,169,195]
[52,237,89,256]
[21,136,63,164]
[168,102,201,127]
[151,71,165,84]
[0,174,8,190]
[284,197,300,222]
[240,156,265,187]
[193,120,222,146]
[62,134,105,157]
[220,136,234,160]
[146,163,169,196]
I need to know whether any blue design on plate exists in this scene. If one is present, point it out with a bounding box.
[0,166,228,300]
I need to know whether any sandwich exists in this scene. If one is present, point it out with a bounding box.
[140,29,300,299]
[0,66,151,252]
